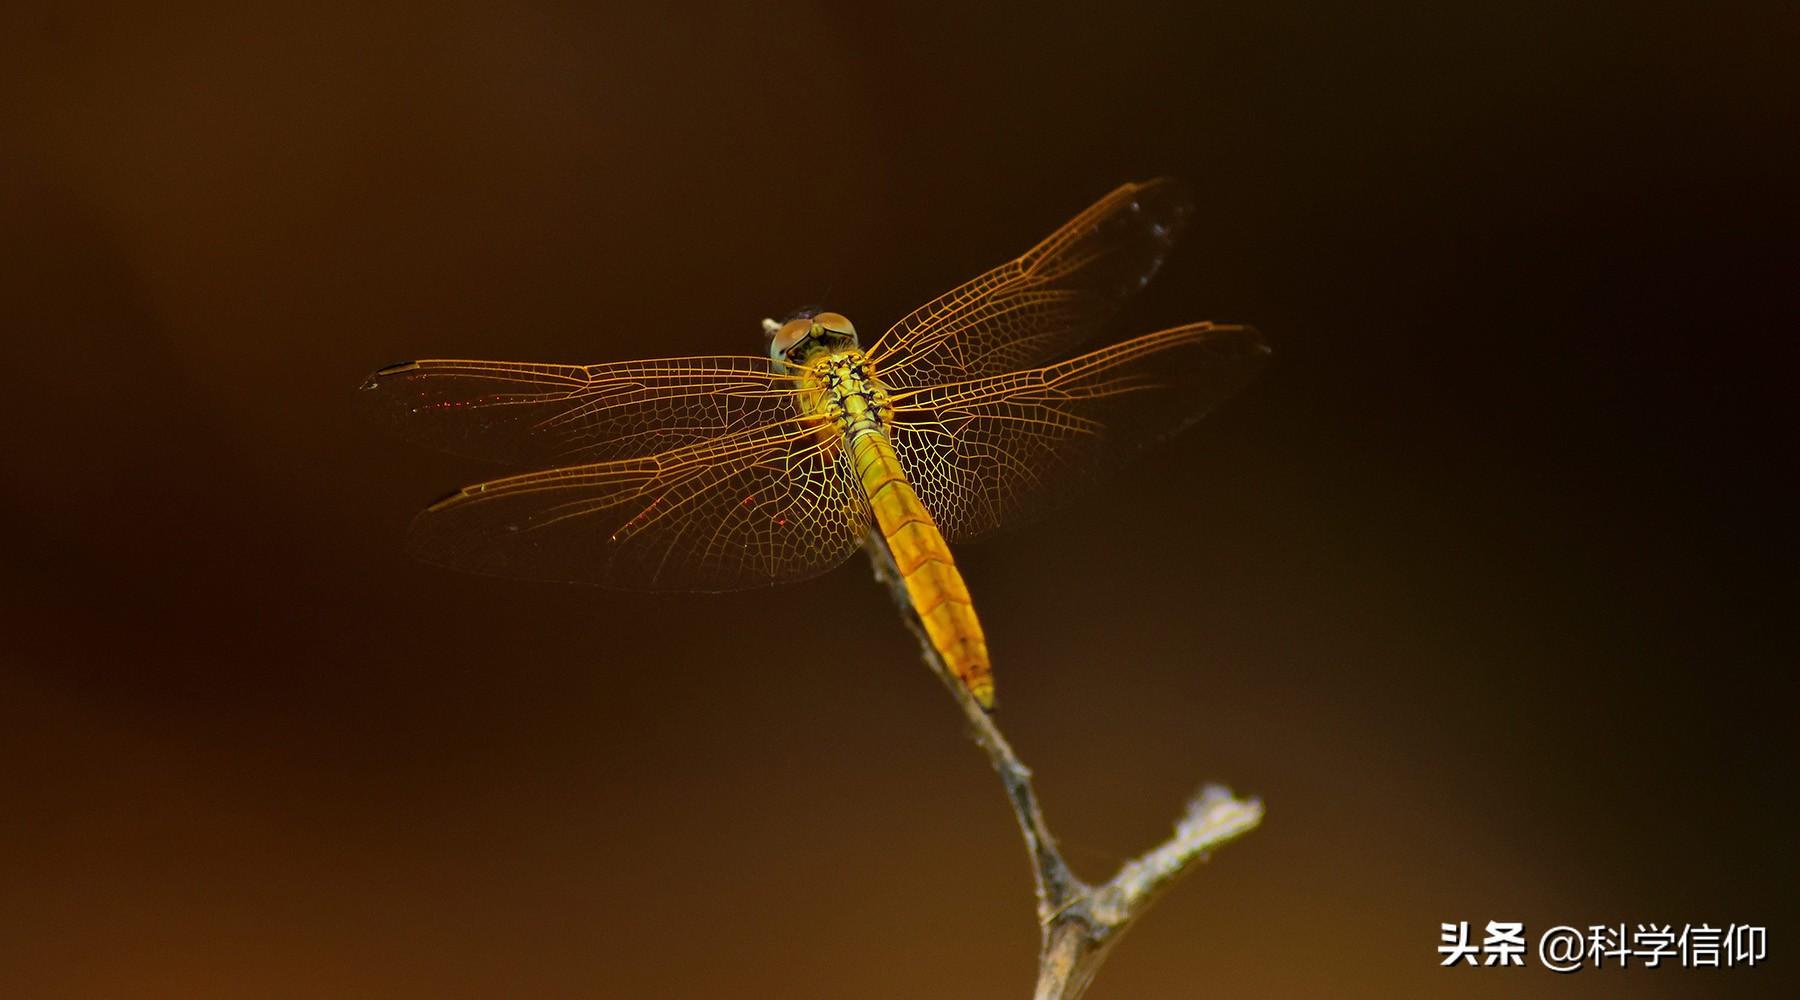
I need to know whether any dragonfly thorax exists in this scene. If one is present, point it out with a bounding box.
[766,310,860,372]
[811,350,892,435]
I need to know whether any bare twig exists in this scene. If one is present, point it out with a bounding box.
[866,531,1262,999]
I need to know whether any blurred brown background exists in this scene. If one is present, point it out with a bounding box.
[2,2,1791,997]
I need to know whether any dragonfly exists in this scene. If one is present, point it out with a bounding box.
[359,178,1267,709]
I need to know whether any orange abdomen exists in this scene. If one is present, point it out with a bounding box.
[850,429,994,708]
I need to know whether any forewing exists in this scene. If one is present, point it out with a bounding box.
[866,178,1195,388]
[407,423,870,590]
[358,355,800,465]
[885,323,1268,542]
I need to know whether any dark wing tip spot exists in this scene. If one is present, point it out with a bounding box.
[1227,325,1273,357]
[423,487,474,513]
[360,361,421,393]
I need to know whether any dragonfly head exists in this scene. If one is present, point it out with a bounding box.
[764,309,859,372]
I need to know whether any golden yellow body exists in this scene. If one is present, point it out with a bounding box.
[812,350,995,708]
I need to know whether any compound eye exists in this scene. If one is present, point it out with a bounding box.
[772,317,812,355]
[814,312,857,338]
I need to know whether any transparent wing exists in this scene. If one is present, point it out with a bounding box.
[865,178,1195,389]
[885,323,1268,542]
[357,355,801,465]
[406,422,870,590]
